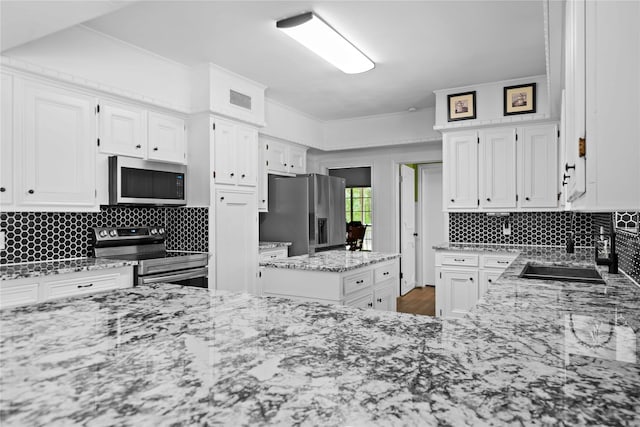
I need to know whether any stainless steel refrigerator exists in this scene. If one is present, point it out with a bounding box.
[259,174,346,256]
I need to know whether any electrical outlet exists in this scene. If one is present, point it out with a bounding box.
[503,222,511,236]
[0,231,5,251]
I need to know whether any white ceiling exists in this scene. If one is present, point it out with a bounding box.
[4,1,547,121]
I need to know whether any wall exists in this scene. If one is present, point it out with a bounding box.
[433,74,550,130]
[2,25,192,112]
[261,99,324,150]
[308,142,442,253]
[0,207,208,264]
[322,107,440,151]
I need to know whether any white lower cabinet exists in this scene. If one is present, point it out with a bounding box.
[258,246,288,262]
[0,266,133,310]
[435,250,516,318]
[261,259,399,311]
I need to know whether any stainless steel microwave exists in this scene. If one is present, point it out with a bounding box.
[108,156,186,206]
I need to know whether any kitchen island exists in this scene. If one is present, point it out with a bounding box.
[260,249,401,310]
[1,247,639,426]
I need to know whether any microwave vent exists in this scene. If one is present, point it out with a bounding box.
[230,89,252,110]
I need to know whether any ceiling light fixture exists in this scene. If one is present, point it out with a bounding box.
[276,12,375,74]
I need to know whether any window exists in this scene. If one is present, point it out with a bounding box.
[345,187,372,250]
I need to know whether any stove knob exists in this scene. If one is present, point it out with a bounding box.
[99,230,108,238]
[158,228,165,235]
[150,228,158,235]
[109,230,117,237]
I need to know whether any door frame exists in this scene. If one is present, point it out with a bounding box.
[417,163,447,286]
[394,161,448,290]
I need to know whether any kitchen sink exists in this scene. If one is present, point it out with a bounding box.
[519,263,605,284]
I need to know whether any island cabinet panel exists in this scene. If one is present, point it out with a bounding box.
[0,281,39,309]
[261,258,399,312]
[435,250,516,318]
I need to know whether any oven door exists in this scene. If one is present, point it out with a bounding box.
[138,267,208,288]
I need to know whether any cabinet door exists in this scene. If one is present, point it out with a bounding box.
[345,292,374,310]
[1,72,13,206]
[564,0,586,202]
[442,269,478,318]
[264,139,288,174]
[236,126,258,187]
[519,124,558,208]
[479,128,517,209]
[19,80,96,207]
[288,145,307,175]
[258,140,268,211]
[214,190,258,294]
[374,283,397,312]
[99,100,146,158]
[213,119,237,185]
[479,270,501,299]
[443,131,478,209]
[147,112,185,164]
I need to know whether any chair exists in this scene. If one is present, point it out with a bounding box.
[346,222,367,251]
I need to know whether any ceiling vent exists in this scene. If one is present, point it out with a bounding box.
[230,89,252,110]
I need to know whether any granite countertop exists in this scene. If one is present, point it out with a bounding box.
[0,258,138,281]
[258,241,292,250]
[260,249,401,272]
[1,247,639,425]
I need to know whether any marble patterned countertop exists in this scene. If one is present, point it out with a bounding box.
[258,241,292,250]
[259,249,401,272]
[1,246,639,425]
[0,258,138,281]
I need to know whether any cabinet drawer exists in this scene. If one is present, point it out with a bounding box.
[441,253,479,267]
[342,271,372,297]
[259,247,288,262]
[45,273,121,300]
[374,262,398,283]
[483,255,516,269]
[0,283,39,309]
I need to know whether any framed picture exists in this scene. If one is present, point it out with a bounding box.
[504,83,536,115]
[447,91,476,121]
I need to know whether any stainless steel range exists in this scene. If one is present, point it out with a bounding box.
[90,226,209,288]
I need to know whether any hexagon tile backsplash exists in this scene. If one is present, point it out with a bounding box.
[0,207,208,264]
[448,212,595,247]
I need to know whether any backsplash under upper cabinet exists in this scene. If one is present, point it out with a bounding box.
[0,207,208,264]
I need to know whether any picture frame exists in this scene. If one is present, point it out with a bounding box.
[504,83,536,116]
[447,91,476,121]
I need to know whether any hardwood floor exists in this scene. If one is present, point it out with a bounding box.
[396,286,435,317]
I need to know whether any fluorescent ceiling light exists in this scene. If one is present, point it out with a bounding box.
[276,12,375,74]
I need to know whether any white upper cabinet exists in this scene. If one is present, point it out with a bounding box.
[288,145,307,175]
[236,126,258,187]
[1,72,14,207]
[519,124,558,208]
[98,100,146,158]
[147,112,186,164]
[17,79,96,209]
[98,101,185,164]
[213,117,258,188]
[479,128,517,209]
[264,139,288,175]
[562,0,640,210]
[443,130,478,209]
[443,124,559,212]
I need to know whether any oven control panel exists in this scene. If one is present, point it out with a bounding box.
[92,226,166,242]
